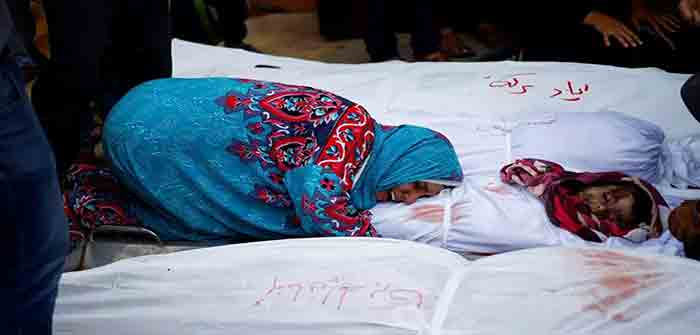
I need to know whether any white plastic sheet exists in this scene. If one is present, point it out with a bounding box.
[171,39,697,139]
[441,247,700,334]
[54,238,700,334]
[55,238,465,335]
[171,39,699,186]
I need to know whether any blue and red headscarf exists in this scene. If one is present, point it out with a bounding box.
[351,124,463,210]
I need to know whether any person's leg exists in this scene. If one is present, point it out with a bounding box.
[5,0,34,50]
[364,0,400,62]
[32,0,113,175]
[0,59,67,335]
[409,0,442,60]
[104,0,171,114]
[5,0,34,63]
[171,0,215,44]
[131,0,172,83]
[664,26,700,73]
[215,0,250,48]
[522,23,599,63]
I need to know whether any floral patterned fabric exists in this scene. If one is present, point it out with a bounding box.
[61,114,143,252]
[63,160,141,251]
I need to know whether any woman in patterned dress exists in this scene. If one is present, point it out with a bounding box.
[101,77,463,241]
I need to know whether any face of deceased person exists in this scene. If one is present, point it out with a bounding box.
[579,184,638,227]
[376,182,445,205]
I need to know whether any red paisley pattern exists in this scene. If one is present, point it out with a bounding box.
[259,90,345,124]
[316,105,375,191]
[219,80,379,237]
[323,198,374,236]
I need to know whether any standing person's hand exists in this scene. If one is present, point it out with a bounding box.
[630,0,680,49]
[680,0,700,25]
[583,11,643,48]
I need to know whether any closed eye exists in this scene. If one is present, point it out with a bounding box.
[416,182,429,192]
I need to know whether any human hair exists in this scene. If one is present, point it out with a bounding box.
[624,183,653,226]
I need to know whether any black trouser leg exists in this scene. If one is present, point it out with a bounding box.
[171,0,211,44]
[216,0,248,46]
[364,0,399,62]
[5,0,34,54]
[104,0,171,113]
[664,26,700,74]
[409,0,441,57]
[523,23,651,68]
[32,0,112,175]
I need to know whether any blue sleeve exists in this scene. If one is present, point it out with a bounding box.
[284,164,378,237]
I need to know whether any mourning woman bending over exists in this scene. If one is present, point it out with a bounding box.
[100,78,463,241]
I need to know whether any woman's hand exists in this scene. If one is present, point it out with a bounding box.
[583,11,643,48]
[680,0,700,25]
[630,0,680,49]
